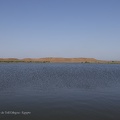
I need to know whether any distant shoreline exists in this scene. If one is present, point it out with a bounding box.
[0,58,120,64]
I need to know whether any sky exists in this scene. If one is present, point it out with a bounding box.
[0,0,120,60]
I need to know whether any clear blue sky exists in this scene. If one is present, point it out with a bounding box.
[0,0,120,60]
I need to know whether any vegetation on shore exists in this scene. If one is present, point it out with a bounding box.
[0,58,120,64]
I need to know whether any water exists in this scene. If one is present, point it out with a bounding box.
[0,63,120,120]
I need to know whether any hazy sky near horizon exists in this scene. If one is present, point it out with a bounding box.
[0,0,120,60]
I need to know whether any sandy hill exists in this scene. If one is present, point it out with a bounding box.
[0,57,120,64]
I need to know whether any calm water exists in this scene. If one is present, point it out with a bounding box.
[0,63,120,120]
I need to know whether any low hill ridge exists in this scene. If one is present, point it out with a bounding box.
[0,57,120,64]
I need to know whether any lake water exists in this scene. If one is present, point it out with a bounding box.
[0,63,120,120]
